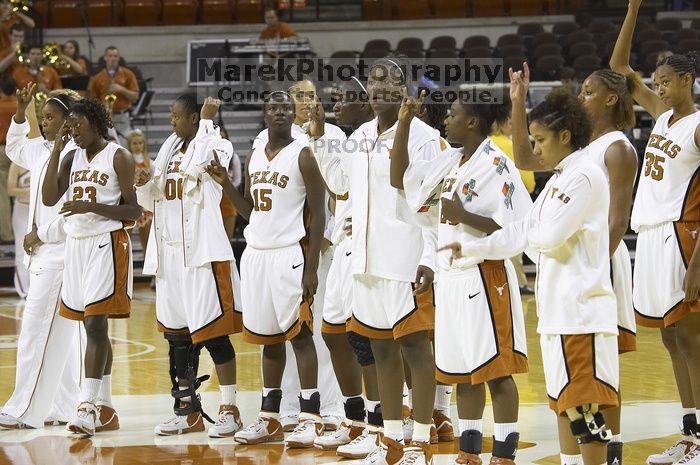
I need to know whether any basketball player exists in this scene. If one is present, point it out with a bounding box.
[41,97,142,436]
[611,2,700,463]
[209,91,327,448]
[578,70,638,465]
[393,94,531,464]
[312,77,385,458]
[0,85,82,430]
[134,94,242,437]
[443,76,619,465]
[309,57,441,465]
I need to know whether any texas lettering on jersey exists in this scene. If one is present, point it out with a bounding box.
[70,169,109,186]
[250,170,290,189]
[647,133,681,159]
[549,187,570,204]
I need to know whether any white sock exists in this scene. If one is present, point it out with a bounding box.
[366,399,380,413]
[80,378,102,404]
[611,433,622,443]
[384,419,403,442]
[97,375,112,407]
[300,389,318,400]
[560,453,583,465]
[402,384,410,407]
[220,384,236,406]
[434,385,452,412]
[408,389,413,409]
[459,418,483,435]
[494,422,517,442]
[179,386,192,404]
[413,422,431,443]
[696,409,700,429]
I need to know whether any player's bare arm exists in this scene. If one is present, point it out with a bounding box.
[605,140,638,257]
[683,123,700,302]
[440,192,500,234]
[609,0,668,119]
[299,146,326,299]
[61,149,142,220]
[509,63,545,172]
[390,88,425,189]
[42,122,74,206]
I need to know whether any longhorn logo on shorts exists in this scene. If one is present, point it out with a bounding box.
[502,182,515,209]
[492,156,510,175]
[495,283,507,296]
[462,179,478,201]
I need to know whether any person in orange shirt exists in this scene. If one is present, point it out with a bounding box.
[259,9,297,40]
[12,45,62,93]
[59,40,88,76]
[0,77,16,242]
[0,24,25,76]
[0,0,34,52]
[88,46,139,142]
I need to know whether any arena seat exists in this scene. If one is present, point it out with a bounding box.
[363,0,392,20]
[428,47,458,59]
[397,37,424,53]
[124,0,161,26]
[470,0,505,17]
[551,21,579,36]
[463,35,490,49]
[655,17,682,32]
[502,55,527,73]
[565,30,594,48]
[393,0,430,19]
[572,54,602,78]
[587,19,615,35]
[633,29,662,47]
[673,29,700,43]
[496,33,523,48]
[431,0,465,18]
[401,48,424,60]
[363,39,391,54]
[201,0,234,24]
[496,44,526,58]
[361,48,389,59]
[236,0,263,24]
[534,54,565,80]
[567,42,597,60]
[675,38,700,55]
[533,43,562,60]
[162,0,198,25]
[508,0,543,16]
[639,39,670,58]
[462,46,492,58]
[531,32,557,48]
[517,23,544,37]
[692,19,700,30]
[429,36,457,51]
[88,0,122,27]
[50,0,85,28]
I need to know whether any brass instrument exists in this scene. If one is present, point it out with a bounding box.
[10,0,30,13]
[34,66,47,120]
[104,76,117,114]
[42,42,69,74]
[14,42,27,64]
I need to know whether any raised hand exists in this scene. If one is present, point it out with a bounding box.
[200,96,221,120]
[15,83,35,111]
[508,62,530,104]
[307,98,326,139]
[205,150,229,185]
[398,88,426,124]
[134,169,152,187]
[53,121,71,154]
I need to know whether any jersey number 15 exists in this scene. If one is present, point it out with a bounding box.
[253,188,272,211]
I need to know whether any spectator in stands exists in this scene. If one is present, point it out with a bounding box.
[259,9,297,40]
[59,40,88,76]
[0,77,16,242]
[88,46,139,141]
[12,45,62,93]
[0,0,34,52]
[559,66,579,96]
[0,24,25,75]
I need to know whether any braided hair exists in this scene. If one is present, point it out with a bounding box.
[70,97,112,139]
[529,88,592,150]
[590,69,636,130]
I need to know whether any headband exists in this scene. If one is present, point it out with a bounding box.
[46,97,69,111]
[383,58,406,82]
[349,76,368,93]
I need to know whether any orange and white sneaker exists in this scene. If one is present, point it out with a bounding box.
[432,410,454,442]
[95,404,120,432]
[208,404,243,438]
[399,441,433,465]
[356,436,405,465]
[647,438,696,465]
[68,402,98,436]
[285,416,324,448]
[0,413,31,429]
[314,421,364,450]
[336,428,383,459]
[154,407,204,436]
[44,417,67,427]
[234,416,284,445]
[455,451,483,464]
[677,444,700,465]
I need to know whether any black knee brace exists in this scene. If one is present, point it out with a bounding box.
[203,336,235,365]
[683,413,698,437]
[165,332,211,421]
[348,331,375,366]
[568,405,611,445]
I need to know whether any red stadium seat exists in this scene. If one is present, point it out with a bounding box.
[431,0,465,18]
[393,0,430,19]
[363,0,392,20]
[162,0,198,25]
[50,0,85,28]
[124,0,161,26]
[88,0,123,27]
[470,0,505,17]
[201,0,234,24]
[236,0,263,24]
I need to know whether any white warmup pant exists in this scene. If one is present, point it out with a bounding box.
[279,247,343,419]
[1,267,84,428]
[11,201,29,298]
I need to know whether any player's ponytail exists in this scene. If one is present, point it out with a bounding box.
[591,69,636,130]
[529,88,592,150]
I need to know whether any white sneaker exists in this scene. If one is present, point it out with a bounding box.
[154,411,204,435]
[354,437,405,465]
[208,405,243,438]
[402,406,413,443]
[285,417,323,448]
[336,430,382,459]
[280,414,298,432]
[398,441,433,465]
[357,445,388,465]
[678,445,700,465]
[648,438,696,465]
[322,415,342,431]
[0,413,30,429]
[314,422,364,450]
[44,417,67,427]
[67,402,98,436]
[234,416,284,445]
